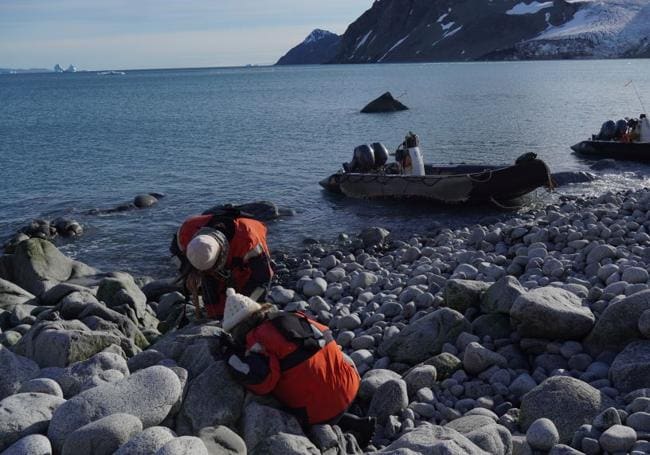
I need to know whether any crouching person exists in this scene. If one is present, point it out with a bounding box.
[221,288,375,447]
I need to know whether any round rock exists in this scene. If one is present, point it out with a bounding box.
[599,424,636,453]
[526,418,559,451]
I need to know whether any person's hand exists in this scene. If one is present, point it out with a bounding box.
[186,270,201,296]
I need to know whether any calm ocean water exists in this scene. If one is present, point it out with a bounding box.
[1,61,650,276]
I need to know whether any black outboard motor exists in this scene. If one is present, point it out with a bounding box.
[614,119,628,139]
[351,144,375,172]
[371,142,389,167]
[598,120,617,140]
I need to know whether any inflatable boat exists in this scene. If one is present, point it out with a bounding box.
[320,154,553,205]
[572,115,650,162]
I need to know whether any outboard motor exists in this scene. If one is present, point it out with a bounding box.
[598,120,617,140]
[351,144,375,172]
[371,142,389,167]
[614,119,628,139]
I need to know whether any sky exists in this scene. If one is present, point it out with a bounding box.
[0,0,371,70]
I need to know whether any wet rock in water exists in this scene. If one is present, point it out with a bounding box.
[114,426,176,455]
[520,376,614,443]
[510,287,595,340]
[0,392,66,451]
[550,171,597,187]
[47,365,182,451]
[379,307,470,364]
[610,341,650,393]
[61,413,143,455]
[52,218,83,238]
[1,434,52,455]
[0,344,39,400]
[133,194,159,208]
[590,159,619,171]
[198,425,246,455]
[375,423,489,454]
[359,227,390,247]
[361,92,409,113]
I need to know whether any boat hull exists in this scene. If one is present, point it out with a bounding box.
[319,159,551,204]
[571,141,650,162]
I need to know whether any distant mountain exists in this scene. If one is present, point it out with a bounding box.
[276,29,341,65]
[327,0,650,63]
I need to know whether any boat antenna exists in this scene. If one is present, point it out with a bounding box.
[625,80,647,114]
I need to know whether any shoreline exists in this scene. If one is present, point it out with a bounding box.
[2,185,650,452]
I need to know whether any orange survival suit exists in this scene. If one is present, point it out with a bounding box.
[226,312,360,425]
[173,212,273,318]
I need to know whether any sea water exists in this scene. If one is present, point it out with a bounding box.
[1,60,650,276]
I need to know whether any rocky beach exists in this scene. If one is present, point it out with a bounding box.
[3,186,650,454]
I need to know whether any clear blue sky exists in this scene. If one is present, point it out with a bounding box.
[0,0,371,70]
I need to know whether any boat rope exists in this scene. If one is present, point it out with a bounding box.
[468,170,493,183]
[490,196,523,210]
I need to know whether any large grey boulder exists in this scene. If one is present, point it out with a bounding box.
[359,227,390,247]
[361,92,408,114]
[465,424,512,455]
[611,341,650,393]
[48,365,182,451]
[176,361,245,434]
[155,436,209,455]
[18,378,64,398]
[13,320,122,367]
[510,287,595,340]
[8,238,76,295]
[251,432,320,455]
[198,426,247,455]
[368,379,408,424]
[0,278,35,310]
[45,351,129,398]
[114,426,176,455]
[61,413,143,455]
[444,279,490,314]
[1,434,52,455]
[0,392,66,451]
[463,342,507,375]
[520,376,614,443]
[584,290,650,355]
[97,272,147,320]
[241,401,304,452]
[379,308,470,364]
[310,424,362,455]
[481,276,526,314]
[78,301,149,349]
[0,345,39,399]
[374,423,489,454]
[359,369,401,400]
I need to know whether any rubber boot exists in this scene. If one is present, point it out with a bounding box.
[337,414,376,448]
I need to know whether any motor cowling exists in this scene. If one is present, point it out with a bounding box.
[598,120,616,140]
[371,143,389,167]
[351,144,375,172]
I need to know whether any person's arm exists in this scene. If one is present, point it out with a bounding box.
[242,252,272,298]
[226,343,280,395]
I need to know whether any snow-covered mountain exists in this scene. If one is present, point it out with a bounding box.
[276,29,341,65]
[326,0,650,63]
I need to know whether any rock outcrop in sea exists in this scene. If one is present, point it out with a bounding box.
[3,186,650,453]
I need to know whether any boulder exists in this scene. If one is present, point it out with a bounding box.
[361,92,409,113]
[463,342,507,375]
[444,279,490,313]
[176,361,245,434]
[420,352,462,379]
[611,341,650,393]
[368,379,408,424]
[599,424,637,453]
[250,432,320,455]
[114,426,176,455]
[61,413,143,455]
[445,415,496,434]
[241,401,304,452]
[520,376,614,443]
[46,351,129,398]
[48,365,182,451]
[0,278,36,310]
[379,308,470,364]
[198,426,246,455]
[134,194,158,208]
[526,418,559,451]
[8,239,74,296]
[13,320,123,368]
[375,423,489,454]
[18,378,64,398]
[481,276,526,314]
[510,287,595,340]
[155,436,209,455]
[310,424,362,455]
[403,365,437,396]
[1,434,52,455]
[0,345,39,399]
[97,272,147,320]
[584,290,650,355]
[472,313,512,340]
[359,227,390,247]
[0,392,66,451]
[359,369,401,400]
[465,424,512,455]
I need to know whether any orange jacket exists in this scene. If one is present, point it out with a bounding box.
[230,314,360,425]
[177,215,272,318]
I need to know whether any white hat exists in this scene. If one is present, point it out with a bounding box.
[186,235,221,271]
[223,288,262,332]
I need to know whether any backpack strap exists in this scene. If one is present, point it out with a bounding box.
[269,312,333,371]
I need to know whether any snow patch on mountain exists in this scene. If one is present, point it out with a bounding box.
[379,34,411,62]
[304,29,335,45]
[506,1,554,16]
[355,30,374,53]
